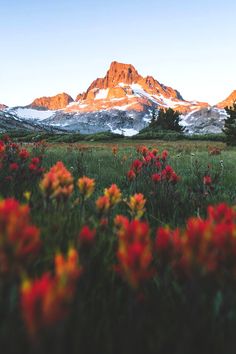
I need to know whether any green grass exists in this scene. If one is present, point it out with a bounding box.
[1,138,236,354]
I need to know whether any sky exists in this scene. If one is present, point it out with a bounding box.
[1,0,236,107]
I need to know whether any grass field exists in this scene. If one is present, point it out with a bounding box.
[0,136,236,354]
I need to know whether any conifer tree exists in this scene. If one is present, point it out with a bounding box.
[223,102,236,146]
[150,108,184,133]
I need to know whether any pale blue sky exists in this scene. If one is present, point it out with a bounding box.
[1,0,236,106]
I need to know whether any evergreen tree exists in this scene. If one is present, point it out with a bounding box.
[223,102,236,146]
[150,108,185,133]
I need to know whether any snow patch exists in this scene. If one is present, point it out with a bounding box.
[95,89,109,100]
[112,128,138,136]
[8,108,55,121]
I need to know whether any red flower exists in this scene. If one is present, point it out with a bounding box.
[131,159,143,174]
[79,225,96,245]
[152,173,161,183]
[115,219,154,288]
[19,149,30,159]
[161,150,168,161]
[9,162,19,171]
[203,175,212,185]
[127,169,136,181]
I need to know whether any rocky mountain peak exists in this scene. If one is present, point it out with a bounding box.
[30,92,74,110]
[217,90,236,109]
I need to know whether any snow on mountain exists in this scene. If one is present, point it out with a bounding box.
[1,61,231,135]
[7,107,55,121]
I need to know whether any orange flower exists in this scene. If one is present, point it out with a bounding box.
[21,248,81,337]
[116,219,154,288]
[40,161,74,200]
[96,195,110,214]
[55,248,81,280]
[0,199,41,275]
[104,184,122,207]
[112,145,118,156]
[127,193,146,219]
[77,176,95,199]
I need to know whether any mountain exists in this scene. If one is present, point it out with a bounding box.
[2,61,229,135]
[217,90,236,109]
[0,104,8,110]
[30,92,74,110]
[66,61,208,115]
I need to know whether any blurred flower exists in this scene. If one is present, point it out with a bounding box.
[115,219,154,288]
[104,184,122,207]
[78,225,96,245]
[203,175,212,186]
[127,193,146,219]
[0,199,41,275]
[127,169,136,181]
[96,195,110,214]
[77,176,95,200]
[19,149,30,160]
[40,161,74,201]
[9,162,19,171]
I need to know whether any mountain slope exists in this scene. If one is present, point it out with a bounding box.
[217,90,236,109]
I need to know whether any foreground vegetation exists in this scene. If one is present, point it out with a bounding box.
[0,135,236,354]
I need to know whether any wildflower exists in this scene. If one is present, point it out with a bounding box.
[96,195,110,214]
[152,173,161,183]
[9,162,19,171]
[127,193,146,219]
[21,248,81,337]
[127,169,136,181]
[19,149,30,160]
[161,150,168,161]
[104,184,122,207]
[55,248,81,280]
[116,219,153,288]
[40,161,74,200]
[78,225,96,245]
[0,199,41,274]
[203,175,212,186]
[23,191,31,202]
[112,145,118,156]
[131,159,143,174]
[21,274,57,337]
[77,176,95,200]
[0,141,5,154]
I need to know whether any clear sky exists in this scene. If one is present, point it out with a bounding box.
[1,0,236,106]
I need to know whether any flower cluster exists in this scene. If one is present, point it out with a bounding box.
[115,216,154,288]
[21,248,81,337]
[127,193,146,219]
[155,203,236,277]
[96,184,122,215]
[77,176,95,200]
[127,146,180,185]
[40,161,74,201]
[0,199,41,275]
[0,137,44,196]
